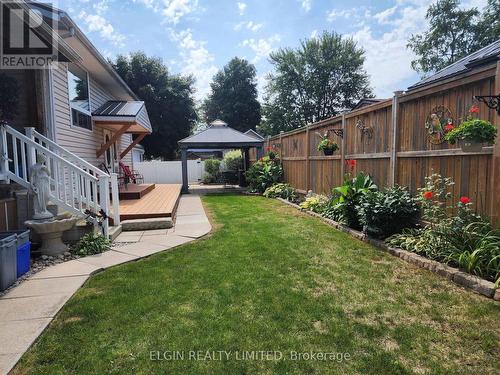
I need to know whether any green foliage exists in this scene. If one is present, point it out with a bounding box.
[408,0,500,74]
[71,232,111,257]
[260,31,373,136]
[223,150,242,171]
[299,195,328,214]
[358,186,420,239]
[245,157,283,193]
[331,172,378,229]
[0,73,19,121]
[317,138,339,153]
[386,174,500,284]
[203,159,221,183]
[263,183,297,201]
[112,52,197,160]
[203,57,261,132]
[445,119,497,144]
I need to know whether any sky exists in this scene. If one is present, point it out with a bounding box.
[52,0,489,101]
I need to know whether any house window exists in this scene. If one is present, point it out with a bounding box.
[67,64,92,130]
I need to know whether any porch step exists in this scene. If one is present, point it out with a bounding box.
[121,217,173,231]
[108,225,123,241]
[119,184,156,200]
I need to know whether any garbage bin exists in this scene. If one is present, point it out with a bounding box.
[3,230,30,278]
[0,233,17,291]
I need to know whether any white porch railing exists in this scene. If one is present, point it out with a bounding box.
[0,124,121,236]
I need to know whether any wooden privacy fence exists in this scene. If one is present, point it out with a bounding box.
[254,61,500,222]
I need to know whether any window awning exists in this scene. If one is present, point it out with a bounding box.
[92,101,152,134]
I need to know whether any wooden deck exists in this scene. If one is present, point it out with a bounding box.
[119,184,156,199]
[118,184,182,220]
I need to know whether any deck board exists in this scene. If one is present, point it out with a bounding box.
[118,184,181,220]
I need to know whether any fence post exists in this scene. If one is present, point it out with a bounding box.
[489,62,500,224]
[390,91,403,186]
[110,173,120,226]
[98,175,110,238]
[340,114,347,179]
[305,125,310,191]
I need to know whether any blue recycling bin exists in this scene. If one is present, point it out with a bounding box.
[1,230,30,278]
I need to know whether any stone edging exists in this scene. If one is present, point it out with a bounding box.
[276,197,499,300]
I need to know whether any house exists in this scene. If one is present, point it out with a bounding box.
[0,1,159,237]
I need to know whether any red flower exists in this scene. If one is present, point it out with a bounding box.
[460,196,471,204]
[423,191,433,200]
[346,159,357,167]
[444,124,455,132]
[469,105,479,114]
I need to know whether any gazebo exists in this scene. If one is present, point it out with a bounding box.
[178,120,264,193]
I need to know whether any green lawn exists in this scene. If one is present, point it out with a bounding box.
[15,195,499,375]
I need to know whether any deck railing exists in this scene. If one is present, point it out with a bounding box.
[0,124,120,236]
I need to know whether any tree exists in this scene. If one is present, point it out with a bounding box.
[203,57,261,132]
[408,0,500,75]
[260,31,373,136]
[112,52,197,160]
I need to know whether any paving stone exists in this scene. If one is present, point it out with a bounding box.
[29,260,101,280]
[170,223,211,238]
[471,279,496,298]
[0,318,51,354]
[3,276,88,299]
[0,353,22,375]
[142,235,194,249]
[142,229,168,236]
[115,241,172,258]
[114,231,144,242]
[494,289,500,301]
[453,272,478,288]
[76,250,139,269]
[0,293,72,322]
[175,214,210,225]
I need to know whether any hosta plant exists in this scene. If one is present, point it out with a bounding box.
[299,195,328,214]
[263,183,297,201]
[71,232,111,257]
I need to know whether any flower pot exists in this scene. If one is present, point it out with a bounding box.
[323,148,335,156]
[460,141,483,153]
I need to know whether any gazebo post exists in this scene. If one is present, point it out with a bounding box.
[181,148,188,193]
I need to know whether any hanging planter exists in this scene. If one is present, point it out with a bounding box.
[445,118,497,153]
[317,138,339,155]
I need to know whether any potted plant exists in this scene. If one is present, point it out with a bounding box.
[316,132,339,155]
[445,105,497,152]
[445,119,497,152]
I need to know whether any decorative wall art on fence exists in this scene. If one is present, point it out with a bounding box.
[355,119,373,143]
[425,106,454,145]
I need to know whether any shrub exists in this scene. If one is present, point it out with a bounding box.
[386,174,500,284]
[245,156,283,193]
[223,150,242,171]
[445,119,497,145]
[331,172,377,229]
[204,159,221,183]
[299,195,328,213]
[263,183,297,201]
[71,232,111,257]
[357,186,419,238]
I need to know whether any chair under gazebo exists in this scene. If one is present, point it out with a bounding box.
[178,120,264,193]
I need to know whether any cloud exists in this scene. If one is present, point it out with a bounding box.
[237,2,247,16]
[241,35,281,63]
[234,21,263,33]
[169,29,218,100]
[373,6,397,24]
[300,0,312,12]
[310,29,318,39]
[77,11,126,47]
[162,0,199,24]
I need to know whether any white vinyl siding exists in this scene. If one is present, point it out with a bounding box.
[51,63,134,169]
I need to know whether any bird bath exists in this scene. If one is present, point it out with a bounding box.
[25,213,79,256]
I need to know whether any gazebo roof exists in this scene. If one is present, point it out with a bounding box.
[179,120,264,149]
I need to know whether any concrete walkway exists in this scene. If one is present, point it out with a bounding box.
[0,194,210,375]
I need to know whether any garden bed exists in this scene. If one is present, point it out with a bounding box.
[276,197,499,300]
